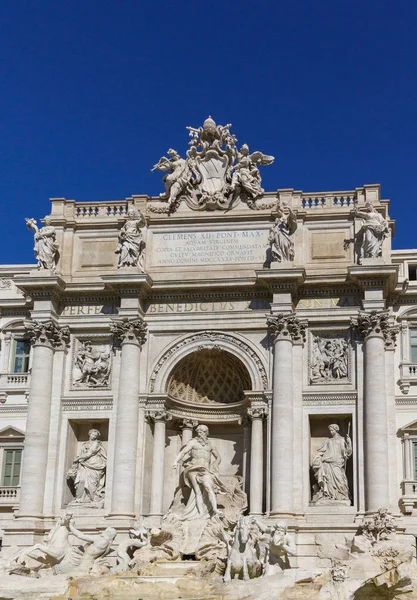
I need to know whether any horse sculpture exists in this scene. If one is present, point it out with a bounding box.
[223,515,260,582]
[11,513,73,573]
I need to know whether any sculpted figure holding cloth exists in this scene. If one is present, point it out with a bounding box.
[311,423,352,505]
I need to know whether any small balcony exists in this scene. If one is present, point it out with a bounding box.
[398,363,417,394]
[0,486,20,506]
[0,373,30,389]
[400,481,417,514]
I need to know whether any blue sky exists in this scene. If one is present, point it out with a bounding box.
[1,1,416,264]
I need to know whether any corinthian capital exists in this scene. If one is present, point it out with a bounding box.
[352,310,399,349]
[110,317,147,346]
[247,405,268,420]
[146,409,172,423]
[24,319,70,349]
[267,313,306,344]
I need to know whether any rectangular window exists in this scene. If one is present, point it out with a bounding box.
[411,330,417,364]
[409,265,417,281]
[12,340,31,373]
[2,449,22,486]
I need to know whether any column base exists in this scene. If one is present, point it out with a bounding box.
[14,512,45,520]
[269,511,296,519]
[106,512,137,520]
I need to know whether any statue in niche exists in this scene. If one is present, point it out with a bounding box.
[56,523,117,575]
[152,148,193,209]
[115,208,146,269]
[229,143,274,206]
[66,429,107,507]
[172,423,223,518]
[268,202,297,263]
[311,423,352,505]
[310,336,348,383]
[73,340,110,387]
[354,202,389,264]
[25,216,59,271]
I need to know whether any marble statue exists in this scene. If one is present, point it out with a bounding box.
[151,117,274,212]
[311,424,352,505]
[56,522,117,575]
[11,512,73,573]
[66,429,107,507]
[25,217,59,271]
[172,423,222,518]
[310,336,348,383]
[152,149,193,210]
[224,515,259,582]
[115,208,146,269]
[254,519,296,575]
[114,522,150,573]
[354,202,389,263]
[229,144,274,206]
[73,340,110,387]
[268,202,297,262]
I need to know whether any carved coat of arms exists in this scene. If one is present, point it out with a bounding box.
[151,117,274,213]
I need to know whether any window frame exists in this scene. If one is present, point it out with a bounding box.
[1,447,22,487]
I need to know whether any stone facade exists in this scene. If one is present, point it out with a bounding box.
[0,120,417,597]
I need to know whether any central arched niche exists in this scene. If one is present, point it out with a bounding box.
[166,348,251,404]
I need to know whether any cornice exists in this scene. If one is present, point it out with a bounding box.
[13,274,66,299]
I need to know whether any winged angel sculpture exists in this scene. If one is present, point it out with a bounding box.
[151,117,274,212]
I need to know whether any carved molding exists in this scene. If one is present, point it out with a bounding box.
[0,278,11,289]
[61,397,113,411]
[24,319,70,349]
[0,404,28,413]
[267,313,307,344]
[303,392,356,406]
[110,317,147,346]
[149,331,268,392]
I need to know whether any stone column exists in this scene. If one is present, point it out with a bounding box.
[110,318,147,517]
[180,419,197,446]
[268,314,306,515]
[355,311,392,512]
[148,410,172,516]
[18,320,69,517]
[248,406,267,515]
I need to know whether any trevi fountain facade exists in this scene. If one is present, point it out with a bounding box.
[0,118,416,598]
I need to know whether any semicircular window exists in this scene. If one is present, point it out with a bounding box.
[167,349,251,404]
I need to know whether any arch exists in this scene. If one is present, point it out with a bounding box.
[149,331,268,393]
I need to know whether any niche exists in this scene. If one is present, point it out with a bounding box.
[63,419,109,508]
[309,415,353,506]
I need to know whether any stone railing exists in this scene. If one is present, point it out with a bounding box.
[300,193,357,210]
[0,486,20,505]
[399,363,417,394]
[74,201,129,218]
[0,373,30,388]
